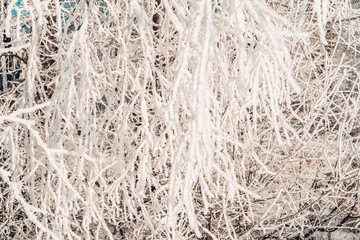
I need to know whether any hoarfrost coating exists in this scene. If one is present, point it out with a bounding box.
[0,0,360,239]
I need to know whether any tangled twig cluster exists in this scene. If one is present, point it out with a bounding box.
[0,0,360,239]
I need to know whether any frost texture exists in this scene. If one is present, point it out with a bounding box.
[0,0,360,239]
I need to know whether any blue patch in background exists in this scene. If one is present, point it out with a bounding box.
[0,0,29,17]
